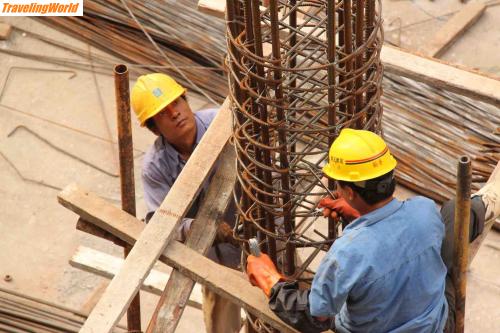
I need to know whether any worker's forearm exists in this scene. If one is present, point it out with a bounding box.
[269,281,334,333]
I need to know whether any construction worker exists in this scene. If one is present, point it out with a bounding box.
[246,128,500,333]
[131,73,241,333]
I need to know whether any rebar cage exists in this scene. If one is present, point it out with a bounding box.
[226,0,384,282]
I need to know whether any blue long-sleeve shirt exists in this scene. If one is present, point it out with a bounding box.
[309,197,448,332]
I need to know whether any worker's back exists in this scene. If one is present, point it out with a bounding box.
[309,196,448,333]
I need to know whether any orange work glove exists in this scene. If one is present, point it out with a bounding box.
[247,254,285,297]
[318,196,360,223]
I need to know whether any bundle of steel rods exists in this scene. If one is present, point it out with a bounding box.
[35,0,228,104]
[382,74,499,203]
[0,287,127,333]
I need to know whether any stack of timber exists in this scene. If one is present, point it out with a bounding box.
[21,0,498,203]
[0,287,127,333]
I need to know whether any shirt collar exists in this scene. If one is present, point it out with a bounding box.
[343,198,403,233]
[159,113,203,162]
[193,115,204,147]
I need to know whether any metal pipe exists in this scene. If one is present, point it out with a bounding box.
[114,63,141,333]
[453,155,471,333]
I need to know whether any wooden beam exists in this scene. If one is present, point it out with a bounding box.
[198,0,225,19]
[60,98,232,333]
[196,1,500,106]
[70,246,203,308]
[58,186,299,333]
[423,2,486,58]
[381,46,500,107]
[147,143,236,333]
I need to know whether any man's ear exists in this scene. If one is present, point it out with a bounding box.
[147,119,161,136]
[151,126,160,136]
[346,185,355,201]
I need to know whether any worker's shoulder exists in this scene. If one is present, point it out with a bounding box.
[141,136,171,177]
[194,108,218,127]
[403,195,440,215]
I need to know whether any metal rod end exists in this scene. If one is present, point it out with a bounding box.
[114,64,128,75]
[459,155,470,164]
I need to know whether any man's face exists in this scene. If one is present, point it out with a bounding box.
[152,96,196,143]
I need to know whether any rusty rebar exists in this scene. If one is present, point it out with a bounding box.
[227,0,384,292]
[114,64,141,332]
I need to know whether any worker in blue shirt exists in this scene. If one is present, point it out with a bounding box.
[247,129,500,333]
[131,73,241,333]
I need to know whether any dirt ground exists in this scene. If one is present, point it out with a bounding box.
[0,1,499,332]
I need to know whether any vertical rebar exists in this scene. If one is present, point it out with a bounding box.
[453,155,471,333]
[114,64,141,333]
[250,0,278,264]
[365,0,376,119]
[343,0,355,119]
[269,0,295,276]
[326,0,338,241]
[242,0,270,255]
[338,4,346,117]
[355,0,365,127]
[227,0,254,254]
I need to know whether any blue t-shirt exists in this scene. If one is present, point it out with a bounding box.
[141,108,217,215]
[309,197,448,333]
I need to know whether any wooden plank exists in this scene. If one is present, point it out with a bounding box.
[70,246,203,309]
[423,2,486,58]
[196,1,500,106]
[163,242,299,333]
[198,0,225,19]
[58,187,299,333]
[147,144,237,332]
[381,46,500,107]
[59,98,232,333]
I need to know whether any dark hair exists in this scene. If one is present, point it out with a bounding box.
[338,170,396,205]
[144,94,188,134]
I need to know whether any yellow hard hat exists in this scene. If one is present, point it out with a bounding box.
[323,129,397,182]
[131,73,186,126]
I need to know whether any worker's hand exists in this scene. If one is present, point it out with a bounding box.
[318,197,360,223]
[214,222,239,247]
[247,254,285,297]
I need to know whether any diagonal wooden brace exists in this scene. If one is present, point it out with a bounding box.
[62,98,232,333]
[58,185,299,333]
